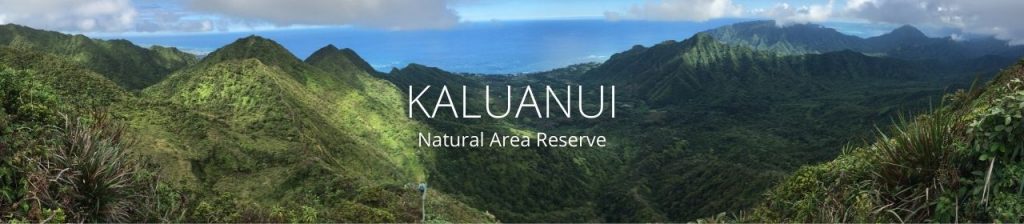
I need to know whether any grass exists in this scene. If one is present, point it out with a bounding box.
[870,108,966,222]
[746,101,970,222]
[21,112,161,222]
[748,61,1024,223]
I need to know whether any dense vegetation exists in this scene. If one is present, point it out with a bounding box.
[0,24,197,90]
[743,60,1024,222]
[2,20,1023,222]
[381,25,1021,222]
[0,28,495,222]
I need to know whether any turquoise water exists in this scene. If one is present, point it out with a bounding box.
[94,19,746,74]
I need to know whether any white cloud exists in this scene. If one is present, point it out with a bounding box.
[187,0,460,30]
[759,1,834,26]
[843,0,1024,44]
[0,0,137,32]
[604,0,743,22]
[133,8,217,33]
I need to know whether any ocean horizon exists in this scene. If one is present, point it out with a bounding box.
[88,19,898,74]
[89,19,744,74]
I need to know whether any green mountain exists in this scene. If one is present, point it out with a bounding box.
[387,63,481,88]
[0,32,494,222]
[2,20,1021,223]
[704,20,1024,61]
[587,33,935,105]
[571,33,967,221]
[0,24,197,90]
[320,24,1023,222]
[307,44,378,75]
[702,21,862,55]
[863,25,930,52]
[137,36,495,222]
[375,31,1005,222]
[0,47,129,108]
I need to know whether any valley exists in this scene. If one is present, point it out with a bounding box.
[1,19,1023,223]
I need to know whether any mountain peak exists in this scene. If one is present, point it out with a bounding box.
[237,35,279,46]
[887,25,927,39]
[680,32,722,49]
[860,24,931,53]
[400,63,436,72]
[308,44,341,59]
[392,63,454,77]
[202,35,302,68]
[384,62,476,88]
[305,44,376,74]
[321,44,340,52]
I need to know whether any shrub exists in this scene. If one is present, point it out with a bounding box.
[0,67,62,222]
[871,109,966,222]
[751,107,968,222]
[22,112,150,222]
[962,78,1024,221]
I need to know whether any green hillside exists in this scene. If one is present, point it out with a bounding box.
[0,24,197,90]
[0,30,494,222]
[586,33,941,105]
[2,20,1021,223]
[375,31,1004,221]
[134,36,493,222]
[744,60,1024,223]
[564,34,957,221]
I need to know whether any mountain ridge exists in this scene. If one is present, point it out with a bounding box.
[3,20,1023,223]
[0,24,197,90]
[306,44,377,75]
[703,20,1024,61]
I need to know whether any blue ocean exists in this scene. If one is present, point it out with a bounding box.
[91,19,763,74]
[94,19,899,74]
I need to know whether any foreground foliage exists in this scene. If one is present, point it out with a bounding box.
[747,61,1024,222]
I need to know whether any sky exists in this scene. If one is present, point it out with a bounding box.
[0,0,1022,44]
